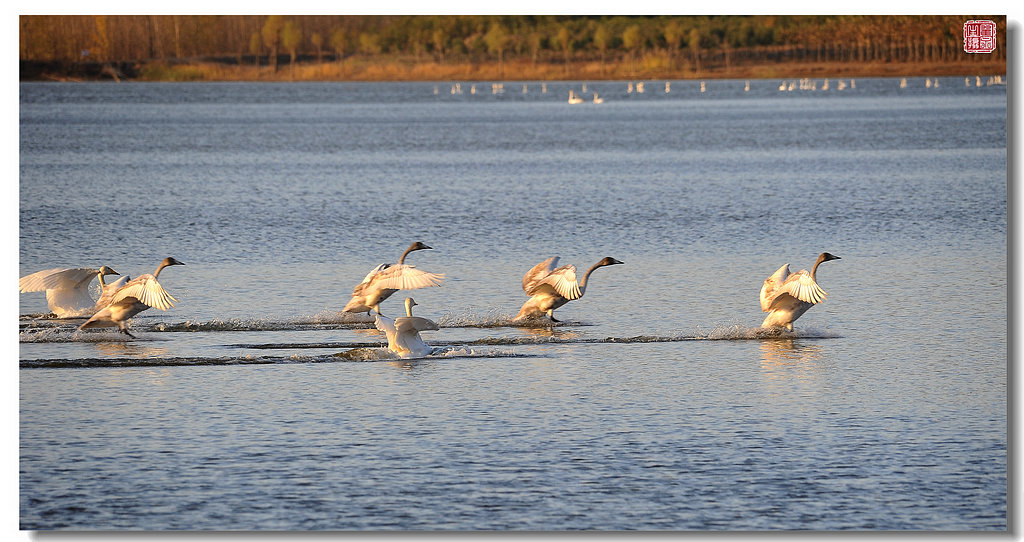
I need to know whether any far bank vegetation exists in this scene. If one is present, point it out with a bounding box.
[19,15,1007,82]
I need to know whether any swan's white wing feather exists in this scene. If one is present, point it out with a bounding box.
[360,263,390,284]
[375,314,397,334]
[522,256,559,293]
[374,314,399,346]
[760,263,790,312]
[94,276,131,309]
[775,270,828,306]
[19,268,98,293]
[110,275,178,311]
[530,265,582,300]
[396,316,439,333]
[371,265,444,290]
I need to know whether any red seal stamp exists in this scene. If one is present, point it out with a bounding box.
[963,20,997,53]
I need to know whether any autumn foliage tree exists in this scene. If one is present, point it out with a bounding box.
[18,15,1006,80]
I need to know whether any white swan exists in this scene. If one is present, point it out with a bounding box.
[568,90,584,104]
[343,242,445,315]
[78,257,185,337]
[592,92,604,104]
[374,297,439,358]
[20,265,122,317]
[513,256,624,322]
[760,252,841,331]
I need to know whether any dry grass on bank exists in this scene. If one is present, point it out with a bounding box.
[132,56,1007,83]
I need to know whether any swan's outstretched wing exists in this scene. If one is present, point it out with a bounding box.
[760,263,790,312]
[396,316,439,333]
[110,275,178,311]
[370,264,445,290]
[19,267,97,293]
[529,265,582,300]
[360,263,391,284]
[374,314,399,349]
[95,275,131,309]
[769,270,828,308]
[522,257,559,293]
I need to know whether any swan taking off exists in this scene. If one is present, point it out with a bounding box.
[343,242,445,315]
[20,266,123,318]
[760,252,841,331]
[513,256,623,322]
[374,297,439,358]
[78,257,185,337]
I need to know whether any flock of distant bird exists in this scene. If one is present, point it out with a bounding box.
[20,242,841,358]
[438,76,1000,106]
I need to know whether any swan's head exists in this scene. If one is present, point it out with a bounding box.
[98,266,120,276]
[598,257,624,267]
[819,253,841,263]
[405,297,418,316]
[162,257,186,267]
[410,242,432,252]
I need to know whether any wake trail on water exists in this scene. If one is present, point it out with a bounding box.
[20,314,839,344]
[21,346,522,368]
[20,310,597,335]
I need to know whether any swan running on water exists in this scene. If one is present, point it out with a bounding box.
[20,266,124,318]
[374,297,439,358]
[760,252,840,331]
[513,256,623,322]
[78,257,185,337]
[343,242,445,316]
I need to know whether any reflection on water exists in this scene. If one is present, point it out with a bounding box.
[759,338,826,377]
[92,340,172,359]
[522,327,581,340]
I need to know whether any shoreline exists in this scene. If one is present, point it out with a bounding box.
[21,57,1007,83]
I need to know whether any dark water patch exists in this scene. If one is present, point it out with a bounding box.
[20,347,522,368]
[20,355,302,368]
[151,311,376,332]
[435,311,593,329]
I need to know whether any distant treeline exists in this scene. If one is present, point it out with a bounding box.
[19,15,1007,80]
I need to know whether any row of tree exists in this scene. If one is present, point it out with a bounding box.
[19,15,1007,72]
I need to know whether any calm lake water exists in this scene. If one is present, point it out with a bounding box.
[18,78,1007,530]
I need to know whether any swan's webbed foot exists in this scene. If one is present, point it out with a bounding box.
[119,326,136,339]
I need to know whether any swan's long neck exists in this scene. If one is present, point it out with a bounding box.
[398,245,417,265]
[153,261,170,280]
[97,270,107,287]
[405,299,415,317]
[578,262,605,295]
[810,253,827,282]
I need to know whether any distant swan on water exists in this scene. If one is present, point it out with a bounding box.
[568,90,584,104]
[592,92,604,104]
[513,256,623,322]
[343,242,444,316]
[375,297,439,358]
[78,257,185,337]
[20,266,123,318]
[760,252,841,331]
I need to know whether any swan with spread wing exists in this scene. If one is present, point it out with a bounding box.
[513,256,623,322]
[343,242,444,315]
[78,257,185,337]
[760,252,841,331]
[374,297,439,358]
[20,266,125,317]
